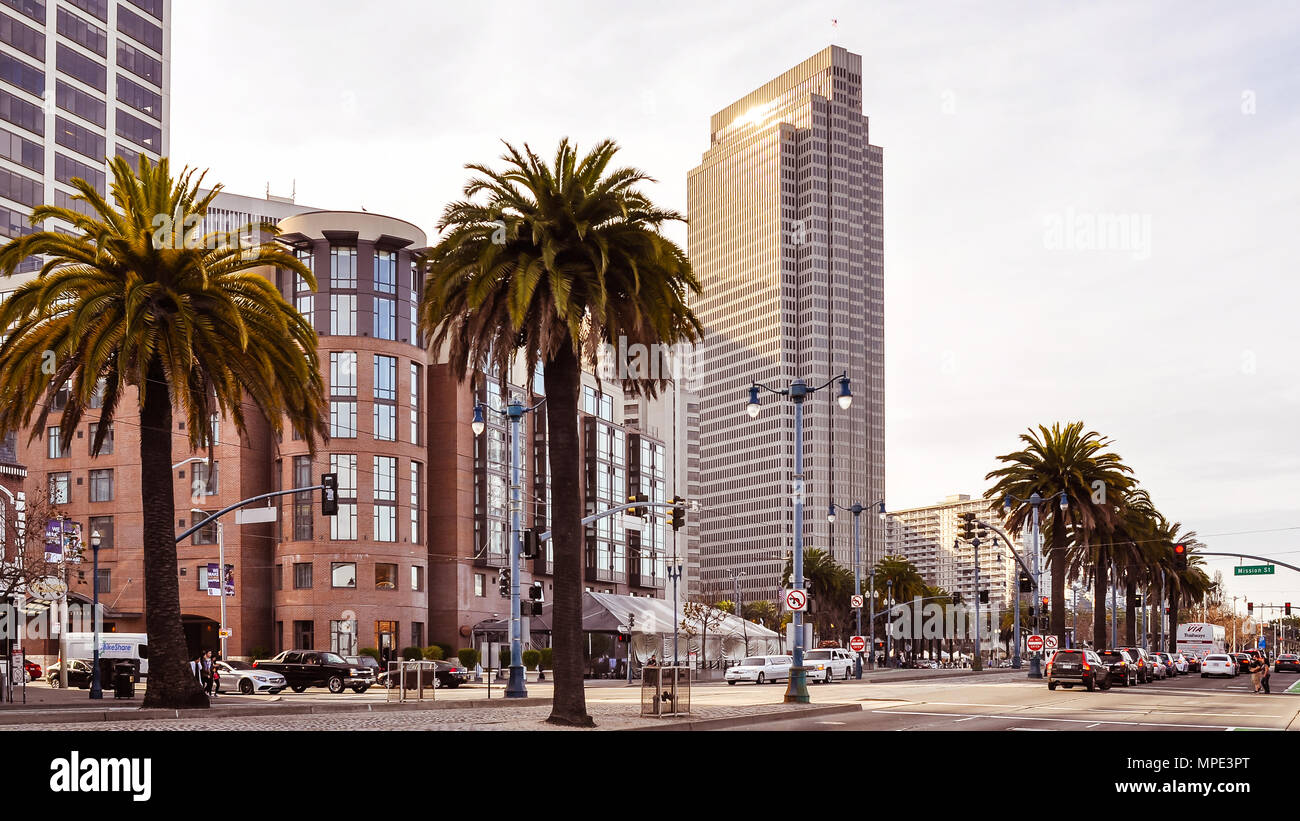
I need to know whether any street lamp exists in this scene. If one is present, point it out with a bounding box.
[472,392,545,698]
[746,372,851,703]
[89,529,102,699]
[886,579,894,668]
[668,561,683,665]
[829,499,885,678]
[1003,490,1068,678]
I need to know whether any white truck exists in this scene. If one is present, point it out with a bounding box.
[62,633,149,677]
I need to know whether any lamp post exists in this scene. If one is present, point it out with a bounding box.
[726,568,749,656]
[886,579,894,668]
[88,529,102,699]
[746,372,851,704]
[1002,490,1068,678]
[829,499,886,678]
[668,561,683,665]
[472,393,545,698]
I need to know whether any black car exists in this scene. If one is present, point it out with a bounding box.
[252,650,375,693]
[1118,647,1154,683]
[1273,654,1300,673]
[1047,649,1112,691]
[46,659,93,689]
[1098,650,1138,686]
[1231,653,1253,673]
[378,659,469,690]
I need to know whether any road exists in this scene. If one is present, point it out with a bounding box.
[734,669,1300,731]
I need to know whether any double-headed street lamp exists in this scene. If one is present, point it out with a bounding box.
[472,393,545,699]
[746,372,852,704]
[1002,490,1068,678]
[828,499,886,678]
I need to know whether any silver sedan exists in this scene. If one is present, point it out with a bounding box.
[215,660,287,694]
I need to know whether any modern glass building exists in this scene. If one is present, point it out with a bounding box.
[688,45,885,605]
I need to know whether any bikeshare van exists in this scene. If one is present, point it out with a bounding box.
[63,633,149,677]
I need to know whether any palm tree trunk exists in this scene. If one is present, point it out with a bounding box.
[1093,552,1107,649]
[1125,574,1137,645]
[1049,525,1067,647]
[544,343,594,727]
[1168,587,1180,651]
[140,356,208,709]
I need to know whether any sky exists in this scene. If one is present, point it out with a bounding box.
[171,0,1300,613]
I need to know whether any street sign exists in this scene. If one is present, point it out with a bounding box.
[1027,634,1044,653]
[785,589,807,611]
[851,594,864,609]
[1234,565,1275,576]
[1045,635,1059,650]
[218,629,232,639]
[849,635,867,653]
[1259,636,1266,650]
[235,507,277,524]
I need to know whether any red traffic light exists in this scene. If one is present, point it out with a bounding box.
[1174,543,1186,554]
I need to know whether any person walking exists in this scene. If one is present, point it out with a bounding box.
[1261,655,1271,694]
[201,650,215,696]
[1249,654,1264,693]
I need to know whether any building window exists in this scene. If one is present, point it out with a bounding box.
[296,292,314,327]
[409,260,420,345]
[275,563,283,591]
[293,562,312,589]
[375,563,397,590]
[330,453,358,540]
[374,456,395,542]
[191,513,216,545]
[116,40,161,86]
[276,621,283,653]
[409,363,420,444]
[474,573,485,597]
[94,567,111,592]
[293,456,312,541]
[409,461,421,543]
[411,623,424,648]
[374,250,396,294]
[88,516,112,550]
[88,468,113,502]
[331,562,356,588]
[293,620,313,650]
[373,404,395,442]
[330,620,356,656]
[88,422,113,455]
[330,351,357,397]
[330,401,357,438]
[191,460,218,496]
[47,427,64,458]
[330,246,356,289]
[374,297,396,340]
[330,294,356,336]
[374,355,396,399]
[410,565,424,592]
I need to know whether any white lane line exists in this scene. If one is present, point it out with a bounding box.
[871,709,1237,730]
[816,721,847,725]
[1086,723,1101,728]
[1011,727,1052,731]
[953,716,980,722]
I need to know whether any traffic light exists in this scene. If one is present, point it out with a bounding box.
[979,590,989,604]
[498,569,510,598]
[668,496,687,531]
[1287,603,1292,616]
[1019,573,1033,593]
[529,581,544,601]
[321,473,338,516]
[1247,602,1254,614]
[1041,596,1049,610]
[520,529,537,559]
[616,632,629,643]
[626,492,648,518]
[960,512,976,540]
[1173,543,1187,569]
[1164,606,1170,615]
[529,601,543,616]
[952,593,962,605]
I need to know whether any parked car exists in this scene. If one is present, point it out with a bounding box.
[1047,649,1112,691]
[1118,647,1154,683]
[377,659,469,690]
[46,659,93,689]
[1149,653,1169,679]
[345,655,383,679]
[252,650,375,693]
[1273,654,1300,673]
[215,660,286,695]
[1201,654,1238,678]
[1154,652,1178,677]
[724,655,792,685]
[1098,650,1138,686]
[1184,653,1201,673]
[804,648,854,682]
[22,659,41,681]
[1231,653,1253,673]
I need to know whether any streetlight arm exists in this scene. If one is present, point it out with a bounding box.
[809,371,849,394]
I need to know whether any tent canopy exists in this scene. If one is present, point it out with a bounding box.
[471,591,779,640]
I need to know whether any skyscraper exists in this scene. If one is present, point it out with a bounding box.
[0,0,169,283]
[689,45,884,606]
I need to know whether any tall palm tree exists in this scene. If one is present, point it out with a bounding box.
[0,157,327,709]
[986,422,1135,648]
[420,139,701,726]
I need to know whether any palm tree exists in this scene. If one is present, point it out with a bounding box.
[782,547,853,645]
[0,156,327,709]
[986,422,1136,648]
[420,139,701,726]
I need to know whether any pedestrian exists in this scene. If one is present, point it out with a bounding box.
[201,650,215,695]
[1261,655,1271,694]
[1249,655,1264,693]
[190,655,202,687]
[211,653,221,698]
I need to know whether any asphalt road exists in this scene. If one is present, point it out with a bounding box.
[733,669,1300,731]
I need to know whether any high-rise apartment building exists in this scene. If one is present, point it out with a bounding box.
[883,494,1023,614]
[0,0,169,281]
[689,45,884,604]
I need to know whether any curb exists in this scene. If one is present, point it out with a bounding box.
[0,696,555,727]
[628,703,862,731]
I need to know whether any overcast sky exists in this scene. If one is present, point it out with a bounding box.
[172,0,1300,613]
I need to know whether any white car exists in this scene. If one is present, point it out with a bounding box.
[1150,655,1168,679]
[1200,653,1237,678]
[804,648,855,682]
[1170,653,1189,674]
[215,660,287,694]
[725,655,792,685]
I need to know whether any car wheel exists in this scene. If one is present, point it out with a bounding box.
[239,679,254,695]
[327,676,345,694]
[447,681,460,689]
[1086,679,1095,692]
[728,680,736,685]
[351,685,368,694]
[48,677,59,688]
[1048,681,1057,690]
[290,685,306,693]
[757,673,765,685]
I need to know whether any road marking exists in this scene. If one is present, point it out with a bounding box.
[871,709,1239,730]
[953,716,980,722]
[816,721,847,725]
[1086,723,1101,728]
[1010,727,1052,731]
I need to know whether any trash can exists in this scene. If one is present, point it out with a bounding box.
[113,662,135,699]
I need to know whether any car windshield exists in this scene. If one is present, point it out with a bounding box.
[741,658,765,666]
[1205,655,1228,661]
[321,653,347,665]
[1054,652,1083,662]
[805,650,831,660]
[224,660,253,670]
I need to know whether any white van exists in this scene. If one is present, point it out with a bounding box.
[62,633,149,676]
[724,655,792,685]
[804,648,855,682]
